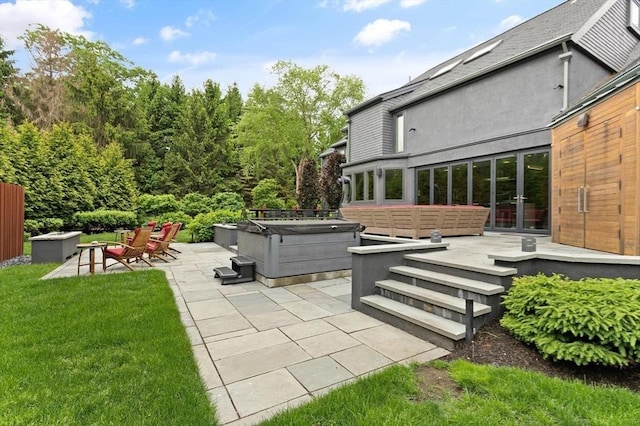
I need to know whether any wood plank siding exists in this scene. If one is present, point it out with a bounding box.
[578,0,638,71]
[551,82,639,255]
[0,183,25,262]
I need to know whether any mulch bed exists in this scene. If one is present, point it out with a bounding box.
[442,320,640,392]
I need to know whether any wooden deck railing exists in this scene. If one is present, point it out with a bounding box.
[0,183,25,262]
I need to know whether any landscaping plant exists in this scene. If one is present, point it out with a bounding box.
[501,273,640,367]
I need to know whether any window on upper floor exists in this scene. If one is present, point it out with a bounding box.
[630,0,640,38]
[395,114,404,153]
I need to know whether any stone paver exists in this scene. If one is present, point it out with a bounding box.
[215,342,311,384]
[280,299,333,321]
[243,309,302,331]
[296,329,361,357]
[189,297,238,321]
[196,313,253,338]
[279,319,337,341]
[330,344,393,376]
[207,328,290,361]
[287,356,354,392]
[324,311,385,333]
[351,324,437,361]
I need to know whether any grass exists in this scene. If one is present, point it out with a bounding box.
[261,361,640,425]
[0,264,217,425]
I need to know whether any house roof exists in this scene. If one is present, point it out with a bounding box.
[548,58,640,126]
[389,0,614,111]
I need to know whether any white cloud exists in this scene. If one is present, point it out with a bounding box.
[120,0,135,9]
[0,0,92,49]
[168,50,216,65]
[354,19,410,48]
[132,36,148,46]
[400,0,425,8]
[499,15,524,31]
[159,25,189,41]
[185,9,216,28]
[343,0,391,13]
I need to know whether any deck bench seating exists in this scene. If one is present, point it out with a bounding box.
[340,205,489,239]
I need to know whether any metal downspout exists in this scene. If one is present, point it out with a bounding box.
[559,42,572,111]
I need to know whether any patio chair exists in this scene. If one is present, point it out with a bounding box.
[145,222,181,262]
[104,227,154,272]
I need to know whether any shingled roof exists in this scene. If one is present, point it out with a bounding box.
[390,0,615,110]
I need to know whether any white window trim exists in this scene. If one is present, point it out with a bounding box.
[395,114,404,153]
[629,0,640,38]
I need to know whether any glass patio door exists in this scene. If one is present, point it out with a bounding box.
[494,155,517,229]
[494,151,549,232]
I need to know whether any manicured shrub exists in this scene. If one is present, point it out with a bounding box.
[180,193,214,217]
[501,274,640,367]
[210,192,245,211]
[320,151,344,209]
[24,219,41,236]
[155,211,193,228]
[23,218,63,235]
[251,179,285,209]
[136,194,181,217]
[189,210,243,242]
[297,158,320,209]
[72,210,138,233]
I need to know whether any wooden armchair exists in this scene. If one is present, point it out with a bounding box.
[104,227,154,271]
[145,223,181,262]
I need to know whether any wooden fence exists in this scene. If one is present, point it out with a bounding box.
[0,183,25,262]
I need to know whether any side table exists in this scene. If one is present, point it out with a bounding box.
[76,242,107,275]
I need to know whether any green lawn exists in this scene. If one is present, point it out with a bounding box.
[261,361,640,425]
[3,259,639,425]
[0,264,217,425]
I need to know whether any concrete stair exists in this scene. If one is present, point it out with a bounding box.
[359,250,517,350]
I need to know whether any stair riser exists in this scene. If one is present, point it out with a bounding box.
[358,302,457,351]
[388,273,503,307]
[378,288,483,324]
[404,258,512,287]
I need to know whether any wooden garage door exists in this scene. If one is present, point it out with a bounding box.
[584,118,622,253]
[555,117,622,253]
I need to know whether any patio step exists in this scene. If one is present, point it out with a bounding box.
[375,279,491,317]
[389,266,505,296]
[361,295,466,341]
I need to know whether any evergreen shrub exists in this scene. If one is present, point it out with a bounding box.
[155,211,193,228]
[180,193,214,217]
[72,210,138,233]
[297,158,319,209]
[137,194,181,217]
[251,179,285,209]
[211,192,245,211]
[501,273,640,367]
[189,210,243,242]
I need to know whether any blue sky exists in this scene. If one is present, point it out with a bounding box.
[0,0,563,98]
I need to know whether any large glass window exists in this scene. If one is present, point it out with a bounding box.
[367,170,375,201]
[451,163,468,205]
[354,173,364,201]
[395,115,404,153]
[433,166,448,205]
[385,169,403,200]
[417,169,431,204]
[629,0,640,37]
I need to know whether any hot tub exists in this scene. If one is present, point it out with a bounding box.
[236,219,361,286]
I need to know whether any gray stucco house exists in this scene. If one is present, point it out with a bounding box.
[342,0,640,234]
